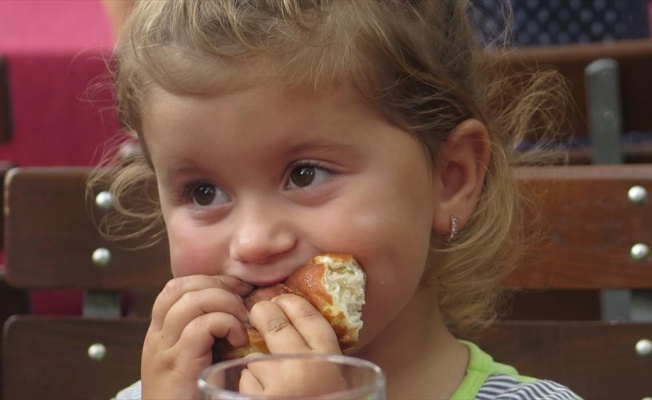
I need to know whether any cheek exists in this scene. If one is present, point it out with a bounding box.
[363,270,422,319]
[308,201,431,331]
[324,194,433,340]
[326,192,434,281]
[166,220,226,278]
[169,235,209,278]
[346,227,431,309]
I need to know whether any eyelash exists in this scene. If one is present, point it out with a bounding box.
[173,160,334,204]
[178,180,217,204]
[285,160,333,186]
[288,159,330,171]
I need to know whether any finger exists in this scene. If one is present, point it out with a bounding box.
[239,368,264,396]
[159,287,249,347]
[272,295,340,353]
[174,311,250,360]
[248,300,306,353]
[152,275,252,329]
[243,353,283,388]
[244,353,347,398]
[249,295,339,354]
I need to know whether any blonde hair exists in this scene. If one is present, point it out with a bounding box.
[94,0,569,336]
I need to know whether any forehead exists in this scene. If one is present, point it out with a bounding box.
[145,83,369,122]
[140,84,387,148]
[140,84,433,187]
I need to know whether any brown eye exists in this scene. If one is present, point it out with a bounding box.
[290,166,316,188]
[192,185,217,206]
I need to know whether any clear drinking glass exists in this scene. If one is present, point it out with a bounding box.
[198,353,385,400]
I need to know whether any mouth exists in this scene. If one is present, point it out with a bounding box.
[246,277,287,289]
[238,259,308,288]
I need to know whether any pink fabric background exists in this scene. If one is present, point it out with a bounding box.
[0,0,119,167]
[0,1,121,315]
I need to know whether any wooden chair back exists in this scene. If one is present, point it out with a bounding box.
[509,164,652,290]
[470,164,652,399]
[2,316,149,400]
[3,167,170,295]
[475,321,652,400]
[497,39,652,163]
[0,164,24,400]
[3,165,652,399]
[2,167,171,400]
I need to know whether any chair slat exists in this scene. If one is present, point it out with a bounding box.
[510,164,652,289]
[4,163,652,399]
[474,321,652,400]
[2,316,148,400]
[4,167,171,290]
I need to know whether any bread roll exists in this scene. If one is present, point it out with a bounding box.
[212,253,366,362]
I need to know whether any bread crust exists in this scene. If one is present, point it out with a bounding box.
[212,254,364,362]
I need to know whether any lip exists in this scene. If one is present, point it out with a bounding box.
[232,256,315,288]
[245,276,289,288]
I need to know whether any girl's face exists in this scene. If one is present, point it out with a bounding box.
[143,85,440,348]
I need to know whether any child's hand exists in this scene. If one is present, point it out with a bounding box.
[240,294,347,397]
[141,275,252,400]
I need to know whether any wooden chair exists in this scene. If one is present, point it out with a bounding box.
[4,164,652,399]
[2,167,171,400]
[497,38,652,164]
[2,316,149,400]
[499,39,652,325]
[0,163,24,400]
[470,164,652,400]
[3,166,170,317]
[476,321,652,400]
[509,164,652,292]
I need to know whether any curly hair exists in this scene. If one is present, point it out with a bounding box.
[91,0,569,336]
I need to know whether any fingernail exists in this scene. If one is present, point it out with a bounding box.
[270,295,284,304]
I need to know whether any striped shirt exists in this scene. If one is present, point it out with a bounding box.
[452,341,580,400]
[476,374,579,399]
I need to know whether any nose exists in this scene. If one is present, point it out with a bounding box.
[229,200,297,265]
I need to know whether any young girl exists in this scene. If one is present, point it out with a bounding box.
[105,0,579,399]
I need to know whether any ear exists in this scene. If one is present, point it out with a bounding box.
[432,119,490,236]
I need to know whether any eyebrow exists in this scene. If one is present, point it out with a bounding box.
[280,139,359,157]
[160,164,213,183]
[159,138,359,183]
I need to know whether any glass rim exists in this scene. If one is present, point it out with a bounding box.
[198,353,385,400]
